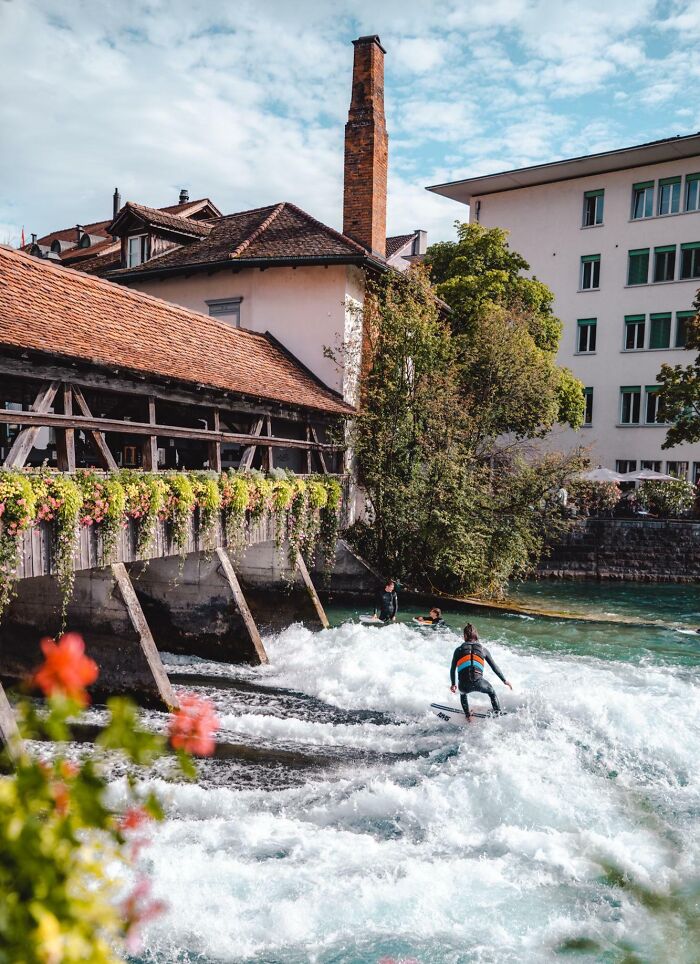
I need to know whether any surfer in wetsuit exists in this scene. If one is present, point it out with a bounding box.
[450,623,512,718]
[375,579,398,623]
[416,607,445,628]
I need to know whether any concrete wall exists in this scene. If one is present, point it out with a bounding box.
[539,518,700,581]
[125,264,364,403]
[474,155,700,476]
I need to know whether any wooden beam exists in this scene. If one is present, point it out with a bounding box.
[71,386,119,471]
[142,395,158,471]
[266,415,274,471]
[0,682,24,763]
[305,424,312,474]
[0,410,343,453]
[295,550,330,629]
[309,425,329,474]
[3,380,59,468]
[215,548,269,664]
[111,562,179,710]
[0,354,343,424]
[208,408,222,472]
[239,416,264,470]
[55,383,76,472]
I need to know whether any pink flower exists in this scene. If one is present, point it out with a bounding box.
[168,694,219,756]
[121,878,166,953]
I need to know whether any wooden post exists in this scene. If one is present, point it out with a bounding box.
[215,547,269,664]
[295,550,330,629]
[0,683,23,763]
[240,416,264,470]
[3,380,60,468]
[55,383,76,472]
[142,395,159,471]
[309,425,329,474]
[111,562,179,709]
[208,408,222,473]
[72,385,119,471]
[305,424,312,474]
[265,415,274,471]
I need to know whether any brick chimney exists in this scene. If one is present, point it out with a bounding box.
[343,35,388,259]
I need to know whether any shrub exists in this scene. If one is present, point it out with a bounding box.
[569,480,621,516]
[637,478,696,517]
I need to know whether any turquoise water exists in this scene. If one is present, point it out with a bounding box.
[127,582,700,963]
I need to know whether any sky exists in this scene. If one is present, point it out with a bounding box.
[2,0,700,247]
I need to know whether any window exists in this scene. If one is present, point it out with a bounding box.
[658,177,681,215]
[127,235,148,268]
[624,315,645,350]
[206,297,242,327]
[685,174,700,212]
[693,462,700,485]
[627,248,649,285]
[580,254,600,290]
[644,386,662,423]
[676,310,695,348]
[653,245,676,282]
[583,387,593,424]
[583,189,604,226]
[680,242,700,280]
[577,318,597,352]
[620,386,641,424]
[649,313,671,349]
[616,460,637,474]
[666,461,688,479]
[641,460,661,472]
[631,181,654,219]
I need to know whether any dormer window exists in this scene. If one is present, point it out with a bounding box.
[127,234,148,268]
[50,239,62,254]
[79,234,92,248]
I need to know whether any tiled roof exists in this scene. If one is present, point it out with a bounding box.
[0,246,352,416]
[386,233,415,257]
[109,201,379,277]
[109,202,213,238]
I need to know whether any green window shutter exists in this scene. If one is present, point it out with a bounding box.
[659,176,681,185]
[620,386,641,392]
[686,173,700,182]
[577,318,596,325]
[650,314,671,349]
[633,181,654,190]
[584,189,604,198]
[680,241,700,250]
[581,254,600,262]
[644,385,660,393]
[624,314,645,322]
[654,245,676,253]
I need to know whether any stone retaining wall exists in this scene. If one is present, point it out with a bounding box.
[539,518,700,582]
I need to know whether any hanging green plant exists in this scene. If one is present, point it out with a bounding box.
[247,472,273,523]
[161,473,196,555]
[0,471,37,615]
[119,471,168,559]
[319,476,343,575]
[220,472,250,554]
[31,472,83,628]
[190,474,222,548]
[75,471,127,563]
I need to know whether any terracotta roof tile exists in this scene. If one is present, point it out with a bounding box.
[386,233,415,257]
[109,202,213,238]
[109,202,379,277]
[0,246,352,416]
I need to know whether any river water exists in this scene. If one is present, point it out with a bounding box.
[125,584,700,964]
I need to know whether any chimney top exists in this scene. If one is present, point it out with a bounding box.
[179,188,190,204]
[75,224,84,243]
[353,34,386,53]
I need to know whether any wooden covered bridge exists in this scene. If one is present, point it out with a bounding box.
[0,246,353,748]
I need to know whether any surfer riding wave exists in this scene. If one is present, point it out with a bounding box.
[450,624,512,718]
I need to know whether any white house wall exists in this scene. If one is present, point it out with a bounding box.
[474,154,700,478]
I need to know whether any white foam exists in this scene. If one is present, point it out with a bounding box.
[130,620,700,962]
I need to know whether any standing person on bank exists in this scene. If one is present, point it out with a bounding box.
[375,579,398,623]
[450,624,512,718]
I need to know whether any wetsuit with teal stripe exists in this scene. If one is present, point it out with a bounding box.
[450,641,505,716]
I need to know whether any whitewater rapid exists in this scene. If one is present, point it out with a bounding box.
[129,618,700,963]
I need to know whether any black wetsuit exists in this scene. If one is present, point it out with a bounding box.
[378,589,398,622]
[421,616,445,628]
[450,640,506,716]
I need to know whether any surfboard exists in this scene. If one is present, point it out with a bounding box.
[359,614,384,626]
[413,617,435,629]
[429,702,488,725]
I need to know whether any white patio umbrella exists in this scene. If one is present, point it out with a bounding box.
[621,468,674,482]
[578,466,624,483]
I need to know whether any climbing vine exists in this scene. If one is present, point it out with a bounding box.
[0,469,343,624]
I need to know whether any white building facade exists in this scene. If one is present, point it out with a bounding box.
[429,134,700,482]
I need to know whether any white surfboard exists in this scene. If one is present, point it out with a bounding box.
[429,702,488,725]
[359,614,384,626]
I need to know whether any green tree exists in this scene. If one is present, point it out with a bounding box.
[425,222,584,432]
[349,267,584,597]
[657,301,700,448]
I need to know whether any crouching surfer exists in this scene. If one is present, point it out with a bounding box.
[450,623,512,718]
[416,607,445,628]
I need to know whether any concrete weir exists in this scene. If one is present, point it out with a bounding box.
[0,515,330,720]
